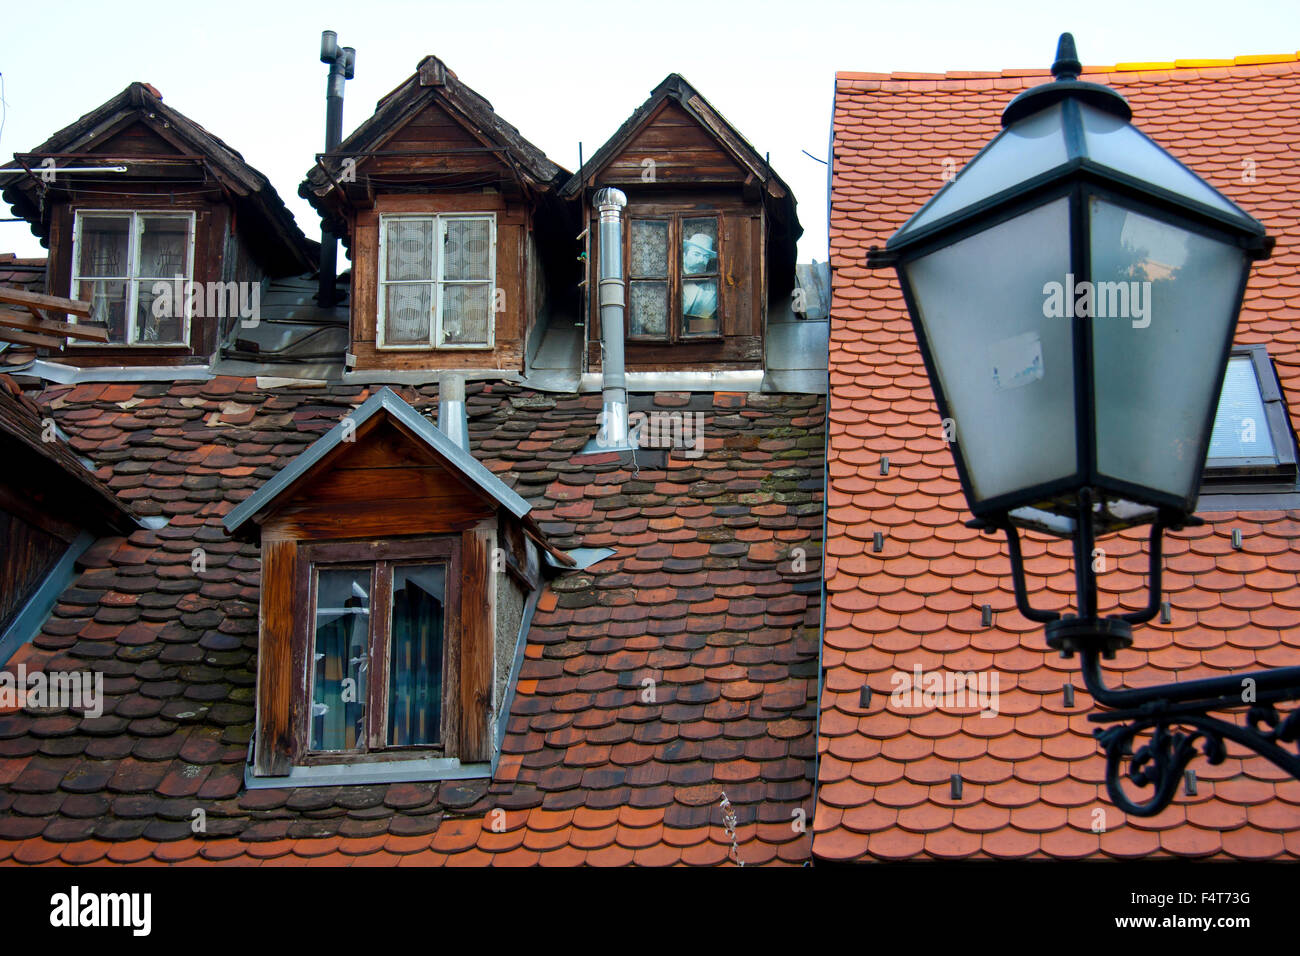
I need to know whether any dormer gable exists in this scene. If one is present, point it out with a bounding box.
[563,75,801,373]
[225,387,554,782]
[0,83,315,365]
[300,56,575,378]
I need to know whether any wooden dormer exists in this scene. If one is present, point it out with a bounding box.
[224,388,556,783]
[0,83,315,365]
[563,75,802,373]
[301,57,575,375]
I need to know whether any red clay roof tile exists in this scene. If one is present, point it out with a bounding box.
[820,52,1300,863]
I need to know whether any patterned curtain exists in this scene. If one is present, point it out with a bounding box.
[311,570,370,751]
[388,565,445,746]
[441,218,492,345]
[384,219,434,344]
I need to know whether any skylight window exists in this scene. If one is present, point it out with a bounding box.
[1199,345,1299,508]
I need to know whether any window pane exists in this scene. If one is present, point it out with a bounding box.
[682,278,719,332]
[385,219,434,281]
[78,216,129,278]
[138,216,190,279]
[1208,356,1277,460]
[311,569,370,752]
[630,220,668,277]
[134,280,185,344]
[443,218,492,280]
[384,284,433,345]
[682,218,719,276]
[629,280,668,337]
[388,564,445,746]
[78,279,127,343]
[441,284,491,346]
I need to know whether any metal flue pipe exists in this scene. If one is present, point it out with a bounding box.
[438,374,470,452]
[318,31,354,307]
[592,187,634,451]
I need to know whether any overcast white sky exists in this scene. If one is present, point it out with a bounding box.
[2,0,1297,264]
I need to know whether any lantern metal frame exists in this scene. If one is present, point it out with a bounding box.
[867,34,1300,816]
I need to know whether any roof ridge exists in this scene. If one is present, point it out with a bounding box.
[836,50,1300,83]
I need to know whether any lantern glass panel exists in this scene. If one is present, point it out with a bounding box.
[1078,103,1246,220]
[1089,198,1249,503]
[900,102,1070,238]
[905,197,1077,505]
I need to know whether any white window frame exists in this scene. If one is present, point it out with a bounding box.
[69,209,197,347]
[376,212,496,350]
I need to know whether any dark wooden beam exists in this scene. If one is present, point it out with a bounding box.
[0,287,92,318]
[0,308,109,342]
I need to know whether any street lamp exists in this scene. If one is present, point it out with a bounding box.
[868,33,1299,815]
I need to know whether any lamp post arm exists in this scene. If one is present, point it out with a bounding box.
[1116,518,1165,625]
[1079,649,1300,711]
[994,522,1062,623]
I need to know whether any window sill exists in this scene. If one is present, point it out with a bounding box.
[374,344,494,351]
[1197,491,1300,512]
[68,342,191,349]
[244,756,491,789]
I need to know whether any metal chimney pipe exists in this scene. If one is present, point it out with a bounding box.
[318,31,355,307]
[438,374,469,452]
[592,187,632,451]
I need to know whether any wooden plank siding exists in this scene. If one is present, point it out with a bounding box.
[599,101,748,185]
[254,534,298,776]
[369,102,504,176]
[458,520,496,762]
[0,509,67,633]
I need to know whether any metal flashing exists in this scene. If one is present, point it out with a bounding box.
[244,757,491,789]
[491,585,540,771]
[0,530,95,665]
[546,546,616,571]
[577,369,766,393]
[21,360,213,384]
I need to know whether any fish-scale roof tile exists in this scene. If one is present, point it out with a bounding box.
[820,54,1300,861]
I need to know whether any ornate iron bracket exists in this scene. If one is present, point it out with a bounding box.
[978,489,1300,817]
[1083,650,1300,815]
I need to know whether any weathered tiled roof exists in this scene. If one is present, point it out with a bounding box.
[819,57,1300,861]
[0,378,822,865]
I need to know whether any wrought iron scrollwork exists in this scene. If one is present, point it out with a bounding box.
[1092,701,1300,816]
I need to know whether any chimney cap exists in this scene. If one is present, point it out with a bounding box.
[593,187,627,211]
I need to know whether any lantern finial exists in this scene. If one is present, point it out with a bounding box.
[1051,33,1082,81]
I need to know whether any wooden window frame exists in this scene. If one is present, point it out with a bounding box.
[624,211,723,344]
[68,209,196,347]
[376,212,497,351]
[295,536,462,766]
